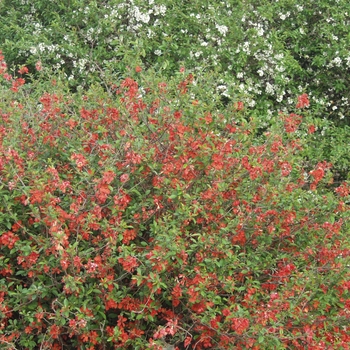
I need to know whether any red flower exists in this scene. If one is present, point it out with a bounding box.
[280,161,292,177]
[284,113,302,133]
[171,284,182,307]
[95,183,110,204]
[71,153,88,170]
[120,77,139,99]
[120,173,129,183]
[102,170,116,184]
[35,61,42,71]
[231,317,250,335]
[18,66,29,74]
[270,139,282,153]
[234,101,244,111]
[308,124,316,134]
[335,183,350,197]
[310,166,325,190]
[191,301,206,314]
[114,190,131,210]
[0,231,20,249]
[0,50,7,75]
[249,166,262,180]
[122,229,137,244]
[11,77,25,92]
[118,256,139,272]
[49,324,60,339]
[296,93,310,108]
[310,168,324,182]
[231,230,246,245]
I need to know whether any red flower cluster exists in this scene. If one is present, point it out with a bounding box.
[0,231,19,249]
[309,161,331,190]
[0,50,7,74]
[296,93,310,108]
[231,317,250,335]
[118,256,139,272]
[284,113,303,133]
[18,66,29,75]
[11,77,25,92]
[71,153,88,170]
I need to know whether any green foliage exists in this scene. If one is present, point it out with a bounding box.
[1,0,350,118]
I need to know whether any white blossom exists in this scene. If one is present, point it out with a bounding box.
[257,28,264,36]
[265,82,274,94]
[154,5,167,16]
[279,13,287,21]
[215,24,228,36]
[132,6,150,24]
[248,99,256,107]
[332,57,342,66]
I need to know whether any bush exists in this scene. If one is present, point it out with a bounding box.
[1,52,350,349]
[1,0,350,120]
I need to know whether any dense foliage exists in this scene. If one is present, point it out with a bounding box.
[1,0,350,119]
[1,1,350,349]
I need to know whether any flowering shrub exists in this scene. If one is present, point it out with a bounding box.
[1,54,350,349]
[1,0,350,119]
